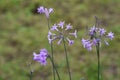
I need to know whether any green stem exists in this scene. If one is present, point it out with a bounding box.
[62,37,72,80]
[47,18,56,80]
[48,55,61,80]
[30,71,32,80]
[96,42,100,80]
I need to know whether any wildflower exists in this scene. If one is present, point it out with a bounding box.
[82,38,92,51]
[44,8,53,18]
[37,6,45,14]
[107,32,114,40]
[58,21,65,29]
[51,24,58,31]
[82,25,114,51]
[67,38,74,46]
[37,6,53,18]
[89,26,97,36]
[48,21,77,45]
[65,24,72,30]
[33,49,48,65]
[99,28,106,36]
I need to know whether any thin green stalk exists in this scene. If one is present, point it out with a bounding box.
[30,71,32,80]
[48,55,61,80]
[96,42,100,80]
[62,37,72,80]
[47,18,56,80]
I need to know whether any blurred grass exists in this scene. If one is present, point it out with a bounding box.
[0,0,120,80]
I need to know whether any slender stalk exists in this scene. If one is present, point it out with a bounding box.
[30,71,33,80]
[28,62,33,80]
[47,18,56,80]
[62,37,72,80]
[96,42,100,80]
[48,55,61,80]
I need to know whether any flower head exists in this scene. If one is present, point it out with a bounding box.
[82,25,114,51]
[48,21,77,45]
[33,48,48,65]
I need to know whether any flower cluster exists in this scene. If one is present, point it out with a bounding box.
[48,21,77,46]
[82,26,114,51]
[37,6,53,18]
[33,49,48,65]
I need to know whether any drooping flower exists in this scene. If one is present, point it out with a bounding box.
[48,21,77,46]
[33,48,48,65]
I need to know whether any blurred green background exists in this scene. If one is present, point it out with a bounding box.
[0,0,120,80]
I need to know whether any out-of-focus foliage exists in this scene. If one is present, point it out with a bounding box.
[0,0,120,80]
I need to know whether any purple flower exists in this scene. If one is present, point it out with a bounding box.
[37,6,45,14]
[99,28,106,36]
[85,43,92,51]
[107,32,114,40]
[93,38,98,46]
[37,6,53,18]
[33,48,48,66]
[69,30,77,38]
[82,22,114,51]
[82,38,92,51]
[44,8,53,18]
[89,26,97,36]
[58,21,65,29]
[47,31,56,44]
[67,38,74,46]
[65,24,72,30]
[82,38,88,48]
[51,24,58,31]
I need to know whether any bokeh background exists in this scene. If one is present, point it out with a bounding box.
[0,0,120,80]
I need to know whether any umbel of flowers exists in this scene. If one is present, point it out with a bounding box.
[48,21,77,45]
[82,26,114,51]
